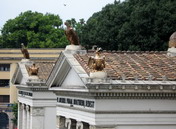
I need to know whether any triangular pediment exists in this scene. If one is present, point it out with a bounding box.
[47,51,88,89]
[11,64,22,85]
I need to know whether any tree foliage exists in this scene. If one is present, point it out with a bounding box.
[11,103,18,126]
[1,11,68,48]
[81,0,176,51]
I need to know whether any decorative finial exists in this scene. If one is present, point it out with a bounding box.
[121,74,126,82]
[148,74,153,81]
[162,75,167,82]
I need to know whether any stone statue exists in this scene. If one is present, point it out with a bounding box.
[21,43,30,59]
[88,48,105,72]
[169,31,176,48]
[29,63,39,75]
[64,22,80,45]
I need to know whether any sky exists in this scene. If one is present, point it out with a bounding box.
[0,0,121,29]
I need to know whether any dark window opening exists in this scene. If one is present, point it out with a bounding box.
[0,80,9,87]
[0,95,9,103]
[0,64,10,71]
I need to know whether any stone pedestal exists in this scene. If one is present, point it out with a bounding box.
[89,71,107,78]
[65,45,82,51]
[167,47,176,57]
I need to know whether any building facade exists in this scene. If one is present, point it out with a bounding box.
[0,48,62,129]
[12,43,176,129]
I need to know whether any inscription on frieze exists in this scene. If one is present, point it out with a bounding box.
[57,97,95,108]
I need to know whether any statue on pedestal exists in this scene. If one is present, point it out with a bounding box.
[88,48,107,79]
[29,63,39,76]
[64,22,79,45]
[21,43,30,59]
[88,48,105,72]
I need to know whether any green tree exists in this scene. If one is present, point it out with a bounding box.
[11,103,18,127]
[0,35,2,48]
[81,0,176,51]
[1,11,68,48]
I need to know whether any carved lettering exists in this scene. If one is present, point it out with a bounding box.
[57,97,95,108]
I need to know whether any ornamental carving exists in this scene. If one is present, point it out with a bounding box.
[32,107,44,116]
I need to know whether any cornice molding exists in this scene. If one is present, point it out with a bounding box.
[86,83,176,92]
[54,89,176,100]
[57,104,176,114]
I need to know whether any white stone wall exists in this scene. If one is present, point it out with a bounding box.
[17,90,56,129]
[96,99,176,111]
[44,107,56,129]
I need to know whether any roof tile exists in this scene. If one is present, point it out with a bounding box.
[74,51,176,81]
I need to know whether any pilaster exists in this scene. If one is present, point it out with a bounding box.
[26,105,30,129]
[22,104,26,129]
[18,102,23,129]
[57,116,65,129]
[30,107,44,129]
[65,118,71,129]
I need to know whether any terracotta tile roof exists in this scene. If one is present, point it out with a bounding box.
[26,62,55,80]
[74,51,176,81]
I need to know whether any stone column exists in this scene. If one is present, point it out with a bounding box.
[22,104,27,129]
[76,121,83,129]
[26,105,30,129]
[18,103,23,129]
[65,118,71,129]
[57,116,65,129]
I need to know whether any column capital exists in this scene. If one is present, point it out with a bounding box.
[21,103,26,109]
[26,105,30,112]
[76,121,83,129]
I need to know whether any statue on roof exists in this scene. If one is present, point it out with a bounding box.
[169,31,176,48]
[167,32,176,57]
[88,48,105,72]
[64,22,80,45]
[21,43,30,59]
[29,63,39,76]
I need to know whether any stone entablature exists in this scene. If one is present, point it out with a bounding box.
[86,83,176,91]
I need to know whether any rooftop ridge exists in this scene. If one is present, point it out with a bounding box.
[88,50,167,54]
